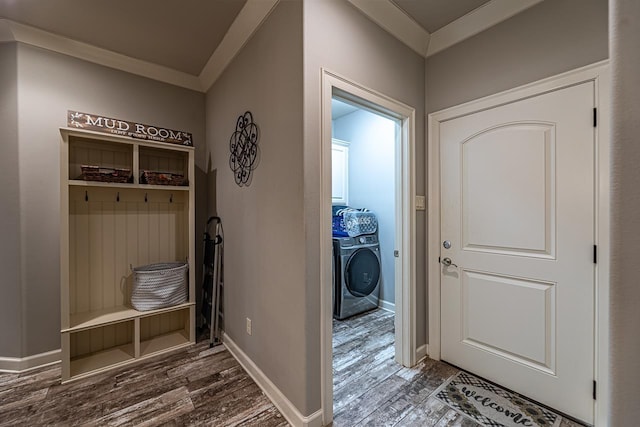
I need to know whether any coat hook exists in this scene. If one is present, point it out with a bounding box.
[144,193,148,203]
[170,194,173,203]
[116,192,120,202]
[85,191,88,202]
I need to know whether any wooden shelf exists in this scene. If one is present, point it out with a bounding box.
[140,330,190,357]
[60,127,196,382]
[68,180,189,191]
[64,302,195,332]
[70,343,135,378]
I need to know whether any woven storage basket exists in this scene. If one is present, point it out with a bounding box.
[81,165,131,183]
[131,262,188,311]
[140,170,187,186]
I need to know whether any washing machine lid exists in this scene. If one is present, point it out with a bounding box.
[345,247,380,297]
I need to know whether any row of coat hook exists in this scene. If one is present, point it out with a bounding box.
[84,190,173,203]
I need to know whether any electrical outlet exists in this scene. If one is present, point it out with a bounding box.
[246,318,252,335]
[416,195,426,211]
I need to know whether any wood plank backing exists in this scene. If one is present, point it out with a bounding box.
[68,187,188,317]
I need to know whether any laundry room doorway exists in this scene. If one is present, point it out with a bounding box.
[320,70,417,425]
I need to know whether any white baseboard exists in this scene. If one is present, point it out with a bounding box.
[223,333,323,427]
[378,299,395,313]
[416,344,428,363]
[0,349,61,373]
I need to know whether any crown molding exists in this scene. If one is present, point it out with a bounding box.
[348,0,543,59]
[0,0,280,93]
[426,0,544,57]
[0,19,202,91]
[0,19,14,42]
[348,0,429,57]
[199,0,280,92]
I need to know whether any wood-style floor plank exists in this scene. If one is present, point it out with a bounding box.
[332,309,585,427]
[0,308,589,427]
[0,338,285,427]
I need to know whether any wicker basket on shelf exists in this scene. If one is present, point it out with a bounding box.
[140,170,187,186]
[131,262,188,311]
[81,165,131,183]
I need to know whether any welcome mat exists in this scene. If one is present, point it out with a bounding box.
[435,372,562,427]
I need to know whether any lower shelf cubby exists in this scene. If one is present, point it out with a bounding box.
[140,307,191,358]
[68,320,135,379]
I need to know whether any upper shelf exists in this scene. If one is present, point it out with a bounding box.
[60,127,195,152]
[68,180,189,191]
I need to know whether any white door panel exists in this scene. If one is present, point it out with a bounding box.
[440,82,594,423]
[463,123,554,257]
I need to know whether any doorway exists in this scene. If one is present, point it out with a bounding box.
[320,70,417,425]
[331,95,399,415]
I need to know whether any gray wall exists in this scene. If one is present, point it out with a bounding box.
[334,110,397,305]
[304,0,427,414]
[610,0,640,424]
[205,0,306,415]
[8,42,205,357]
[0,43,22,358]
[426,0,609,113]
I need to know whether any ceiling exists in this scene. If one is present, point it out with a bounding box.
[0,0,536,90]
[0,0,247,76]
[332,98,360,120]
[392,0,491,33]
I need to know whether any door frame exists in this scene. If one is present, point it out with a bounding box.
[427,60,610,425]
[320,69,417,425]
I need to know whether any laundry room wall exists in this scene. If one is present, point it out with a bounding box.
[333,109,396,308]
[3,41,205,360]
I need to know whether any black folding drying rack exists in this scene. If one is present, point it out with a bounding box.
[201,216,223,347]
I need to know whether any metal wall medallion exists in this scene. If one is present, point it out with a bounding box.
[229,111,260,187]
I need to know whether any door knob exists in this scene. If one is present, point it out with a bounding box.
[441,257,458,268]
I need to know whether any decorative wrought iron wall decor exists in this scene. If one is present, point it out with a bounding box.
[229,111,260,187]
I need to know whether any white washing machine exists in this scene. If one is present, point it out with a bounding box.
[332,234,381,320]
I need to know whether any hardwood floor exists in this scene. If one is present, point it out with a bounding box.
[0,338,287,427]
[0,310,587,426]
[332,309,585,427]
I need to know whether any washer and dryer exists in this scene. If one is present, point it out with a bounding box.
[332,234,381,320]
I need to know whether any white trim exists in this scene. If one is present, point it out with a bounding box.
[426,0,543,57]
[0,349,61,373]
[593,64,610,427]
[347,0,429,57]
[0,19,201,91]
[416,344,428,363]
[321,68,416,426]
[427,60,610,425]
[222,333,323,427]
[199,0,280,92]
[378,299,395,313]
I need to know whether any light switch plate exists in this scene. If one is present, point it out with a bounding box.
[416,195,426,211]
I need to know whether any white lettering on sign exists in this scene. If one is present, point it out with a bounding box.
[68,110,192,146]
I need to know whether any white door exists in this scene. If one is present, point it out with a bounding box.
[440,82,595,423]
